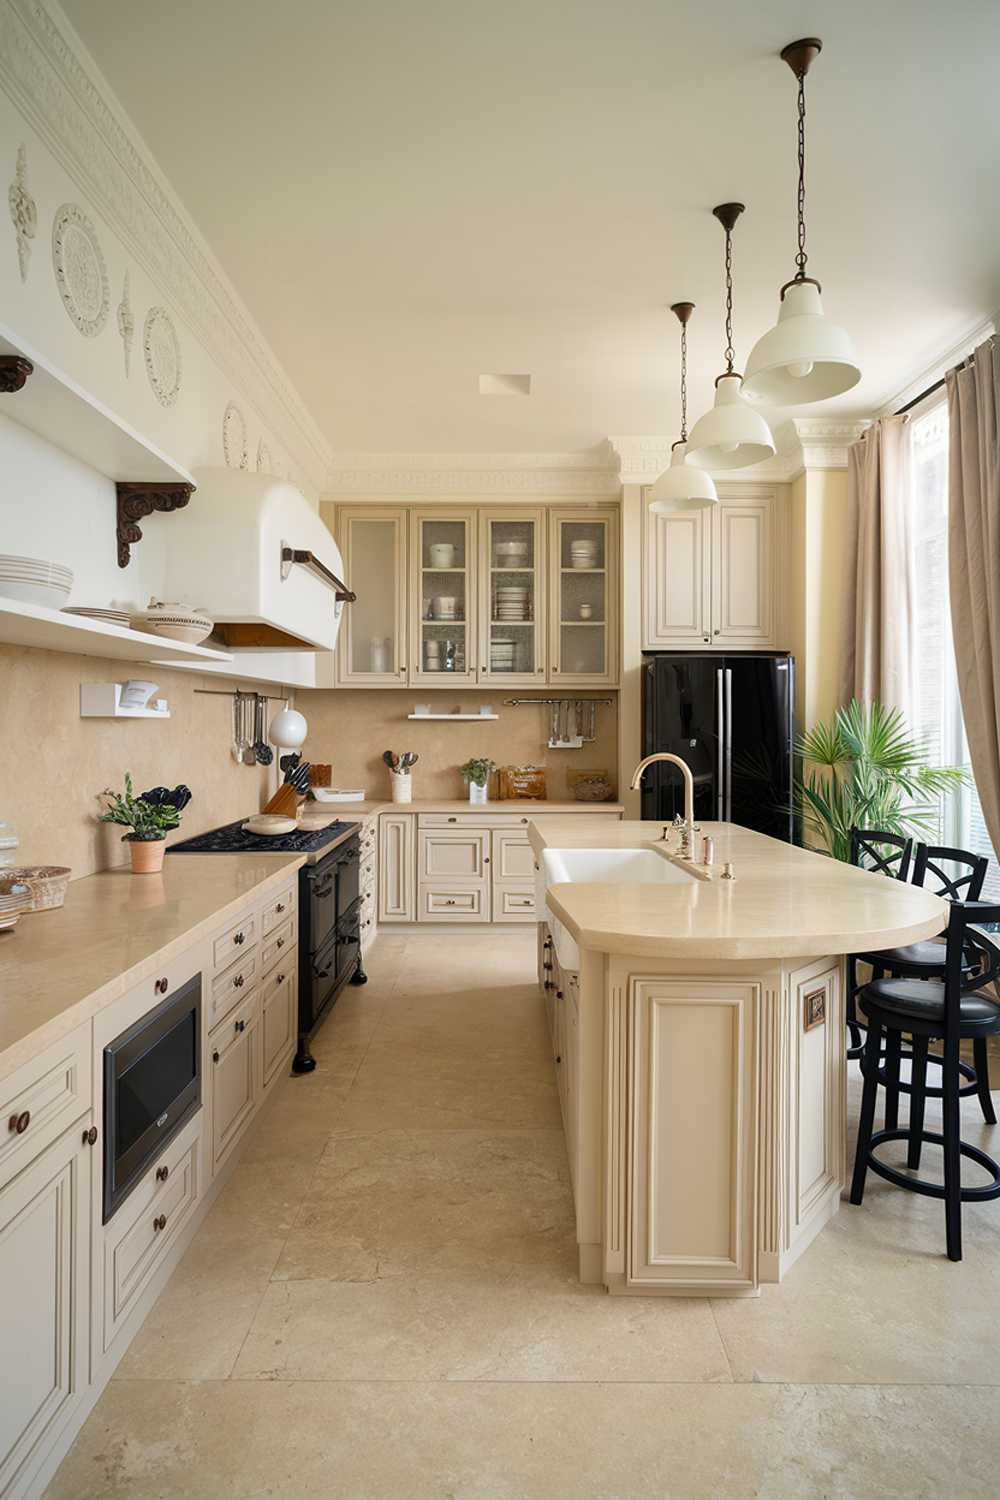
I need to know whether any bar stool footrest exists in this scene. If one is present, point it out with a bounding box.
[866,1128,1000,1203]
[876,1054,978,1100]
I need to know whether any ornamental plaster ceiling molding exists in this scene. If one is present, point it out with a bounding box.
[143,303,181,406]
[51,200,109,336]
[611,421,872,487]
[7,141,35,280]
[256,437,273,474]
[116,268,133,375]
[222,400,248,469]
[323,450,621,499]
[0,0,330,485]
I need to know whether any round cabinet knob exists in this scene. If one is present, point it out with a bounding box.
[156,1165,170,1183]
[82,1125,98,1146]
[8,1110,30,1135]
[703,636,710,643]
[212,1050,220,1064]
[154,976,168,995]
[234,974,244,989]
[153,1214,167,1232]
[713,629,720,636]
[276,972,286,984]
[235,1018,246,1033]
[276,938,285,949]
[234,931,245,946]
[276,902,286,913]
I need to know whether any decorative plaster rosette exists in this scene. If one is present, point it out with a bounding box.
[52,202,109,336]
[8,144,36,282]
[117,271,134,376]
[223,401,248,469]
[256,438,273,474]
[143,304,181,406]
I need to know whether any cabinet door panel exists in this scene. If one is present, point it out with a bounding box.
[411,510,478,684]
[479,509,547,684]
[643,505,712,647]
[261,968,296,1087]
[712,498,772,643]
[491,828,534,882]
[550,509,619,685]
[211,1001,259,1173]
[336,508,409,685]
[419,829,489,880]
[378,813,416,922]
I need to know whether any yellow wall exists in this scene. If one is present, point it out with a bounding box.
[788,466,851,734]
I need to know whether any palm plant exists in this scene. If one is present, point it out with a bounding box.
[794,699,968,861]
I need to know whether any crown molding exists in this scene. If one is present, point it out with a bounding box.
[0,0,332,485]
[324,450,621,499]
[608,436,676,484]
[611,420,871,486]
[878,313,998,417]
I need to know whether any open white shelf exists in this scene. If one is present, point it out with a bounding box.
[80,683,171,718]
[0,325,195,484]
[0,598,233,666]
[407,713,499,721]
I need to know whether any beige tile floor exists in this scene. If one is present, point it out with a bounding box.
[48,932,1000,1498]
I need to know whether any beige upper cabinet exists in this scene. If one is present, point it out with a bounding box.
[478,509,547,685]
[337,507,409,686]
[643,487,777,650]
[410,509,479,685]
[549,507,619,686]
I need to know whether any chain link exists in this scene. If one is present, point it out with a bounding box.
[679,321,688,441]
[794,69,807,279]
[723,228,735,374]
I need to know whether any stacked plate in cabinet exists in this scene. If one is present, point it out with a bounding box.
[569,540,598,569]
[489,638,516,672]
[495,586,528,622]
[0,554,73,607]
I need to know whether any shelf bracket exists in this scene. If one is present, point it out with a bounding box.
[116,481,195,568]
[0,355,33,393]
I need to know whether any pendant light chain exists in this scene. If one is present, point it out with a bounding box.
[679,320,688,442]
[794,65,808,280]
[723,226,735,374]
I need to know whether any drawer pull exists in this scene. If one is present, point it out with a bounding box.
[235,1018,246,1033]
[447,817,457,823]
[156,1165,169,1183]
[82,1125,98,1146]
[276,902,286,913]
[153,1213,167,1233]
[233,973,245,988]
[556,989,563,1000]
[154,976,169,995]
[276,937,285,949]
[276,972,286,985]
[212,1050,220,1064]
[234,931,246,946]
[8,1110,30,1135]
[521,817,528,824]
[445,899,457,906]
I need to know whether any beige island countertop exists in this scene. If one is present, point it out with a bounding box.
[0,853,304,1081]
[529,819,948,961]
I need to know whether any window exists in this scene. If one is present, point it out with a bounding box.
[909,398,1000,898]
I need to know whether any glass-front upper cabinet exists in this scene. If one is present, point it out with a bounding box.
[478,510,546,685]
[410,509,478,684]
[549,507,619,686]
[335,507,409,685]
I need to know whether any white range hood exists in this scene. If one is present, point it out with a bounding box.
[160,468,351,653]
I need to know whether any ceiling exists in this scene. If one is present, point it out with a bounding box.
[63,0,1000,456]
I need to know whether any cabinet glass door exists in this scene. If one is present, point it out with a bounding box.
[550,509,618,685]
[412,510,477,684]
[337,509,407,684]
[479,510,545,684]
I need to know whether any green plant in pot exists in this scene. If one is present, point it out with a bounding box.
[459,757,496,805]
[100,773,190,874]
[793,699,967,861]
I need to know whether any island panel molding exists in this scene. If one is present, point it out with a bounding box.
[0,0,330,486]
[116,480,195,568]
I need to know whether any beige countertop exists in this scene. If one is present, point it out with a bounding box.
[0,854,304,1082]
[530,820,948,961]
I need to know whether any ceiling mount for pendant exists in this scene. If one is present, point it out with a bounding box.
[780,37,822,77]
[648,302,718,512]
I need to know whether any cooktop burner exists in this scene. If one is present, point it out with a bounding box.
[168,819,351,855]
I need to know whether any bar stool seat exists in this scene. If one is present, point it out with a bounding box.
[855,939,980,976]
[864,977,1000,1032]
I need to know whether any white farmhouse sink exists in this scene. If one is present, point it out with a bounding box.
[539,847,695,969]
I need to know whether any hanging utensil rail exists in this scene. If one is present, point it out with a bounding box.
[502,698,613,706]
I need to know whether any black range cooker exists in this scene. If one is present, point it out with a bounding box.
[168,818,366,1073]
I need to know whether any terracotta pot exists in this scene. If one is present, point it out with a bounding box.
[128,837,166,875]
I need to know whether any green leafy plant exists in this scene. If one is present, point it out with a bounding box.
[100,772,183,843]
[458,757,496,788]
[794,699,969,861]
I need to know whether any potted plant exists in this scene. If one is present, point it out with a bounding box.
[100,773,191,874]
[793,699,967,860]
[459,757,496,805]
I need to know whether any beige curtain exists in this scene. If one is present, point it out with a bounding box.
[947,337,1000,857]
[841,414,915,711]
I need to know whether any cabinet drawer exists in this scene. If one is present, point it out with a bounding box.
[209,949,258,1029]
[261,917,295,978]
[103,1117,200,1348]
[1,1022,91,1189]
[419,885,487,920]
[494,885,537,921]
[261,884,295,937]
[211,908,257,972]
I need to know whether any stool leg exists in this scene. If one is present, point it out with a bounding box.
[850,1019,883,1206]
[943,1029,963,1263]
[907,1035,929,1170]
[846,957,863,1052]
[973,1037,997,1125]
[884,1029,902,1131]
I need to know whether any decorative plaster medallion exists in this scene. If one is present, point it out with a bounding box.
[117,271,134,376]
[51,202,109,336]
[223,401,248,468]
[143,304,181,406]
[8,144,36,282]
[256,438,273,474]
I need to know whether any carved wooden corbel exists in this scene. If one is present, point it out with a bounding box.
[0,355,34,393]
[116,481,195,568]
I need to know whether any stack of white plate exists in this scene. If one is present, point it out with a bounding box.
[569,540,598,569]
[62,606,131,627]
[490,638,516,671]
[0,554,73,608]
[494,540,530,567]
[495,585,528,622]
[431,595,458,620]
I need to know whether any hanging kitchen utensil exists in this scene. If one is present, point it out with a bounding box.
[244,694,256,767]
[587,701,596,742]
[253,695,273,764]
[231,693,243,763]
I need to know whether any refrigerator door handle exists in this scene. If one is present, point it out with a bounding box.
[715,668,725,820]
[724,668,733,821]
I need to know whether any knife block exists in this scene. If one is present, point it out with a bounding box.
[261,783,301,818]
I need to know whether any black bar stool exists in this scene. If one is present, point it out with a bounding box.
[846,830,914,1059]
[850,900,1000,1261]
[854,844,993,1126]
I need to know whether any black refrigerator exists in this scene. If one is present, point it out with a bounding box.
[641,652,795,842]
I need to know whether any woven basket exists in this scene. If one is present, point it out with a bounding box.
[4,865,71,912]
[573,776,613,803]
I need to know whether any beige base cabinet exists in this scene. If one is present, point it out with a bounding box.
[378,811,416,922]
[643,485,780,649]
[210,990,261,1174]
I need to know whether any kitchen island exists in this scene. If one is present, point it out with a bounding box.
[528,819,947,1296]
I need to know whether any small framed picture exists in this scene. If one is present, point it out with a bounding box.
[803,986,826,1032]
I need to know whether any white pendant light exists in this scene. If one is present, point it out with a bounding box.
[686,204,775,471]
[742,39,860,406]
[649,302,718,511]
